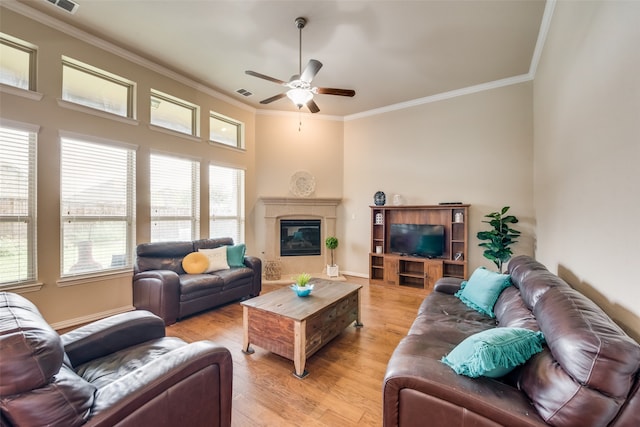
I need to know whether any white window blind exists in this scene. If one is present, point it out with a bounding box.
[150,153,200,242]
[0,124,37,287]
[60,137,136,276]
[209,165,244,244]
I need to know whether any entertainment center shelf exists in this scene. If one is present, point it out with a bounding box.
[370,204,469,289]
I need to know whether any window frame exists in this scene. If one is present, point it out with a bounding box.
[149,151,200,242]
[0,33,37,91]
[61,56,136,119]
[59,132,137,279]
[150,89,200,137]
[0,120,38,289]
[209,111,244,149]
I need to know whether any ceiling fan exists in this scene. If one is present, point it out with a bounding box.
[245,17,355,114]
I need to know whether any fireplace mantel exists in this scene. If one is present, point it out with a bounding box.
[259,196,342,276]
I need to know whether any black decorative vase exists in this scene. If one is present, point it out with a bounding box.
[374,191,386,206]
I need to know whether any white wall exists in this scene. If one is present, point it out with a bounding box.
[533,0,640,338]
[342,83,535,276]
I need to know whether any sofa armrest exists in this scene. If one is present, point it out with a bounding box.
[244,256,262,297]
[133,270,180,325]
[62,310,165,367]
[85,341,232,427]
[433,277,464,294]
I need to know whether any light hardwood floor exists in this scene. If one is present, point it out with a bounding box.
[165,276,429,426]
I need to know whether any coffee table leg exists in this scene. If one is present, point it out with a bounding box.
[293,320,308,378]
[355,289,363,328]
[241,306,255,354]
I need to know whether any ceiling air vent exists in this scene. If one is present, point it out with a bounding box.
[236,88,253,97]
[46,0,80,14]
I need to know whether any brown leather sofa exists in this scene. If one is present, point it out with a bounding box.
[133,237,262,325]
[0,291,232,427]
[383,255,640,427]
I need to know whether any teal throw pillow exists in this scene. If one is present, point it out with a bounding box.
[441,327,545,378]
[455,267,511,317]
[226,244,246,268]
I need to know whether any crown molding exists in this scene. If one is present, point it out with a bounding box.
[2,0,256,114]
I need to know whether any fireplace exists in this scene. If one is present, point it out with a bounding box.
[280,219,321,257]
[259,197,341,276]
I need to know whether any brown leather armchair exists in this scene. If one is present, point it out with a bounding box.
[0,292,232,427]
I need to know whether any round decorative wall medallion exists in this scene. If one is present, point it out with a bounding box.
[290,171,316,197]
[374,191,386,206]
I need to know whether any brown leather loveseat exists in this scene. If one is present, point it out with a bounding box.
[0,292,232,427]
[133,237,262,325]
[383,255,640,427]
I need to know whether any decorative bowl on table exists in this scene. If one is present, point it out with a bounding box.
[290,284,314,297]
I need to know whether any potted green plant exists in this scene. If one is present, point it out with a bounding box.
[291,273,313,297]
[325,236,339,277]
[477,206,521,273]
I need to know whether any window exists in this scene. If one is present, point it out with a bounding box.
[150,90,199,136]
[60,136,136,276]
[62,57,135,118]
[210,112,243,149]
[209,165,244,244]
[0,33,37,91]
[150,153,200,242]
[0,123,37,287]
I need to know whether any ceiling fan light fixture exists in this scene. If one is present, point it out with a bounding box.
[286,88,313,108]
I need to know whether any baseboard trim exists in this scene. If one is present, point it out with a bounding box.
[50,305,135,331]
[341,270,368,279]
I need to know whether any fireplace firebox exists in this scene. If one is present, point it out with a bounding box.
[280,219,321,257]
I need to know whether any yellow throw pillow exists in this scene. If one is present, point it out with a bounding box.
[182,252,209,274]
[199,247,230,273]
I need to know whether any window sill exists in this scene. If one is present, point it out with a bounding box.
[149,124,201,143]
[0,83,44,101]
[57,99,139,126]
[208,139,246,152]
[57,269,133,288]
[0,282,45,293]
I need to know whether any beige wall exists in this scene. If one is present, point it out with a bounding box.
[1,8,257,327]
[342,83,535,276]
[533,0,640,338]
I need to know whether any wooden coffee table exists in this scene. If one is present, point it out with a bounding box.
[241,279,363,378]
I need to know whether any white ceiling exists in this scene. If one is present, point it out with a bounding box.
[13,0,548,117]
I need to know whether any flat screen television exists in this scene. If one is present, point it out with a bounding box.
[389,223,445,259]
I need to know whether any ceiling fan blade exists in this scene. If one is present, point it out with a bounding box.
[245,70,287,85]
[260,93,287,104]
[300,59,323,83]
[316,87,356,97]
[306,99,320,113]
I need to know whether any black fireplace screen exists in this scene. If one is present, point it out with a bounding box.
[280,219,321,257]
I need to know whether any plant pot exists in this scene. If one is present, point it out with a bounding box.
[327,265,339,277]
[290,284,314,297]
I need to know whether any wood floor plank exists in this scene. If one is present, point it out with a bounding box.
[166,276,429,426]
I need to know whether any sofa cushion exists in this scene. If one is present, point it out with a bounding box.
[0,363,96,427]
[0,292,65,395]
[494,286,539,331]
[518,285,640,427]
[199,247,229,273]
[179,274,224,298]
[442,327,545,378]
[226,243,247,267]
[182,252,209,274]
[455,267,511,318]
[213,267,255,287]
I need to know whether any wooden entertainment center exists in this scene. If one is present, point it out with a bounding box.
[369,204,469,289]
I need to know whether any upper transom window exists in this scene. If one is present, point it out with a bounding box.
[62,56,135,118]
[210,112,243,149]
[150,90,199,137]
[0,33,37,91]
